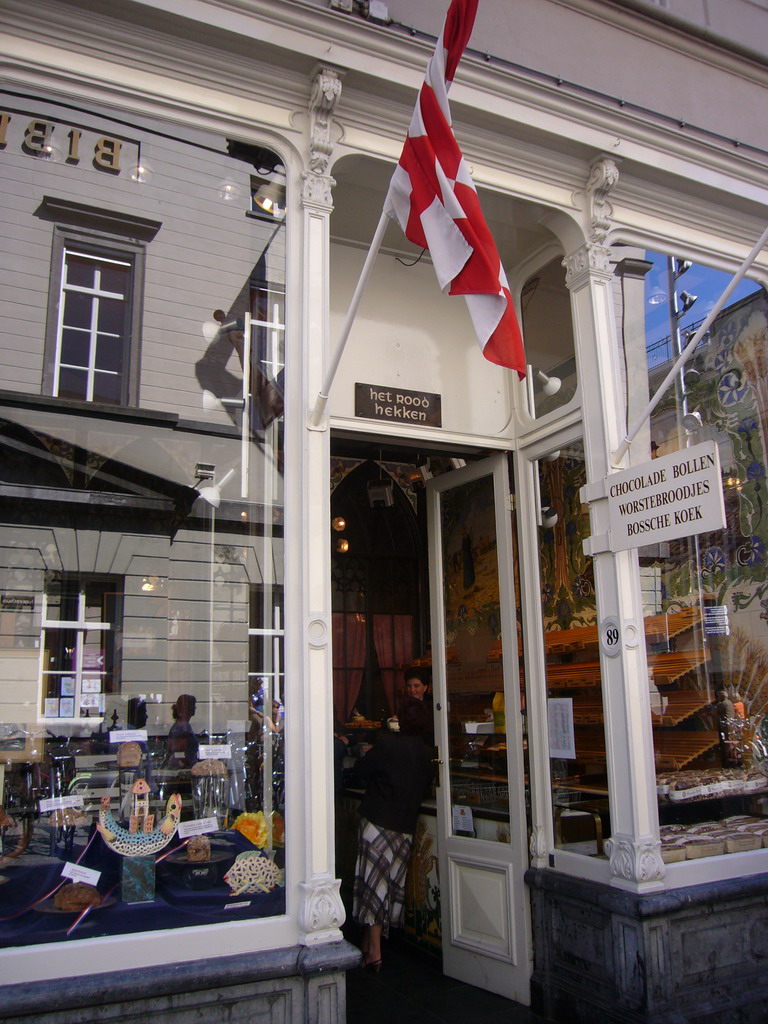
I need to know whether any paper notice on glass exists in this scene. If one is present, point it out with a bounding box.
[452,804,474,835]
[110,729,148,744]
[548,698,576,759]
[198,744,232,761]
[61,862,101,886]
[177,816,218,839]
[39,795,84,813]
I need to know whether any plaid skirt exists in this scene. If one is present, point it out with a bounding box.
[352,817,413,937]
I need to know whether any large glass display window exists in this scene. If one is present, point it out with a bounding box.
[536,444,612,856]
[0,97,288,945]
[617,247,768,863]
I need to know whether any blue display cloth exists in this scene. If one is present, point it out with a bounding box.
[0,827,285,947]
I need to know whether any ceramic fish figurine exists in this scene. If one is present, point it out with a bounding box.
[223,851,284,895]
[96,793,182,857]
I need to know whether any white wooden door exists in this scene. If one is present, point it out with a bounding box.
[427,454,532,1003]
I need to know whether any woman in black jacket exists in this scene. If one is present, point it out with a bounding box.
[352,697,434,971]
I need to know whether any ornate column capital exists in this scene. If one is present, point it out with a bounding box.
[301,170,336,210]
[605,833,666,885]
[298,877,346,946]
[562,242,613,288]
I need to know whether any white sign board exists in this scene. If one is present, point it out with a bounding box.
[606,441,725,552]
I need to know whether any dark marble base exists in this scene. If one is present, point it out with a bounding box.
[0,941,361,1024]
[526,867,768,1024]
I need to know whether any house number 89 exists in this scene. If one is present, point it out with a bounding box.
[600,617,622,657]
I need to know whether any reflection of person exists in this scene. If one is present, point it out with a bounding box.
[248,692,283,736]
[352,697,434,971]
[246,690,285,813]
[166,694,199,767]
[126,697,148,730]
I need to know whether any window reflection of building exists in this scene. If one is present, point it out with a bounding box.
[40,574,121,720]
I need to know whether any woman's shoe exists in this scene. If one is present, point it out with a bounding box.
[362,955,382,973]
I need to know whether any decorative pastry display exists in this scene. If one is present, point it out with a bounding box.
[54,882,102,912]
[186,835,212,862]
[223,851,283,895]
[96,792,182,857]
[657,768,767,802]
[659,816,768,860]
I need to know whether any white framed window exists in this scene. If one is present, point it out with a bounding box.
[39,574,122,722]
[40,195,160,407]
[52,248,133,405]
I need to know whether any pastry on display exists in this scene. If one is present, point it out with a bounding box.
[49,808,90,828]
[191,759,228,776]
[54,882,102,911]
[186,835,212,862]
[117,741,143,767]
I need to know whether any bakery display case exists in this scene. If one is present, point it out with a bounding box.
[544,604,768,857]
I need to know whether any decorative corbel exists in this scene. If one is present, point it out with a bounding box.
[585,155,619,245]
[309,66,342,175]
[303,66,343,209]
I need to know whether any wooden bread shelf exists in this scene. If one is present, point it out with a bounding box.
[565,690,712,728]
[570,728,719,771]
[545,648,709,690]
[542,606,704,656]
[652,730,719,770]
[650,691,712,727]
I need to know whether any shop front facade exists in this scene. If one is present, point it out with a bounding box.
[1,1,768,1022]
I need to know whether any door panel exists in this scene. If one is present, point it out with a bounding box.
[427,454,531,1002]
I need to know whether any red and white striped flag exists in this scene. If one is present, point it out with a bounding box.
[384,0,525,376]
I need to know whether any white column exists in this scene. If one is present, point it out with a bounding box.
[295,66,347,944]
[565,233,666,890]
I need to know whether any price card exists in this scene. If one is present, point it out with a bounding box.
[110,729,148,744]
[39,795,84,813]
[198,744,232,760]
[225,901,251,910]
[177,816,218,839]
[452,804,474,835]
[61,862,101,886]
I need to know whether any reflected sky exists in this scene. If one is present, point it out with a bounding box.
[643,250,763,360]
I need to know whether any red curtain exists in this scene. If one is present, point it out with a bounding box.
[373,614,414,716]
[332,612,366,722]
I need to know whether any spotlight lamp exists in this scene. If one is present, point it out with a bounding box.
[540,506,559,529]
[677,291,698,317]
[682,411,703,433]
[336,538,350,554]
[332,516,346,532]
[195,467,236,508]
[252,165,286,219]
[534,369,562,397]
[674,259,692,277]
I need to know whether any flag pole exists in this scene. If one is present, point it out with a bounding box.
[308,210,390,428]
[612,224,768,468]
